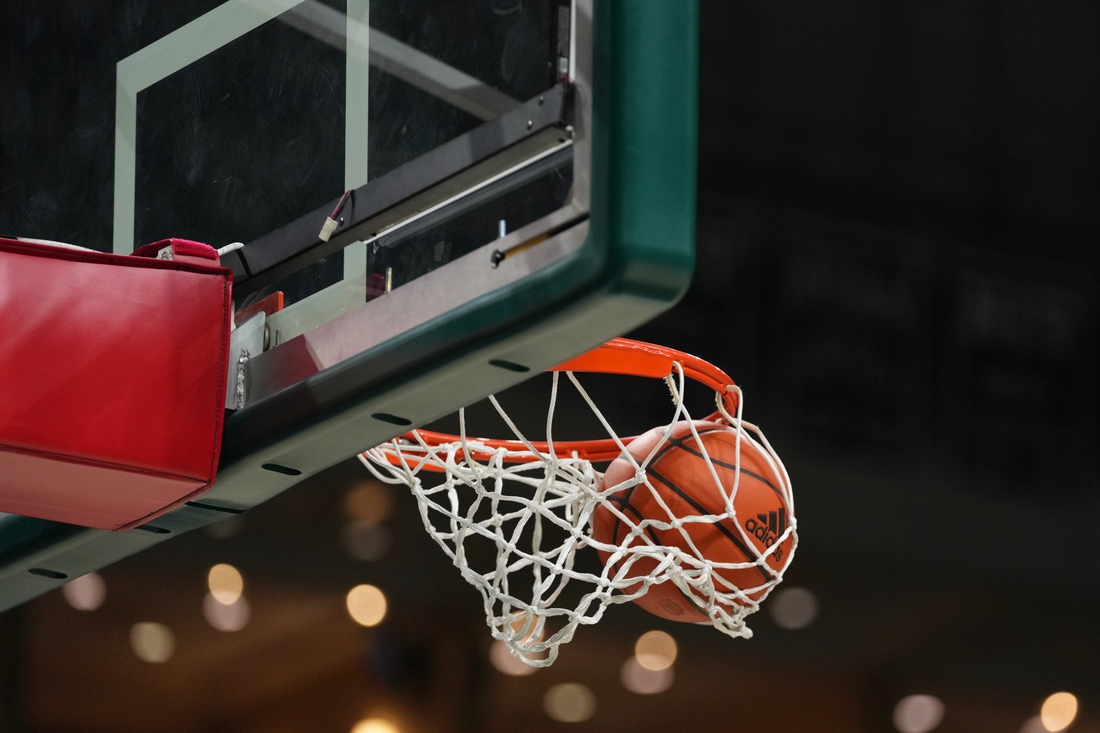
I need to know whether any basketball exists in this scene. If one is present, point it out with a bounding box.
[592,420,794,623]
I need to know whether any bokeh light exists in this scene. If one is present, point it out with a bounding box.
[490,640,538,676]
[130,622,175,664]
[634,630,677,671]
[61,572,106,611]
[341,521,392,561]
[203,592,251,632]
[506,612,545,643]
[350,718,400,733]
[347,584,387,627]
[892,694,945,733]
[543,683,597,723]
[769,587,819,630]
[343,481,395,525]
[1020,717,1048,733]
[621,656,674,694]
[208,563,244,605]
[1041,692,1078,732]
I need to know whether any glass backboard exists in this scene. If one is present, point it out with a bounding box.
[0,0,698,610]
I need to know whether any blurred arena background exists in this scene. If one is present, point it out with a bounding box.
[2,0,1099,732]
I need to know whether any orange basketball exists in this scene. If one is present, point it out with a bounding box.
[592,421,794,623]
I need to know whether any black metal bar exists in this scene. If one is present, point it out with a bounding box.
[232,84,573,301]
[371,145,573,254]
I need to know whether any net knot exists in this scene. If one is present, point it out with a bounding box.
[360,353,796,667]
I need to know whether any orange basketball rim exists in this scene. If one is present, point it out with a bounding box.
[393,338,741,466]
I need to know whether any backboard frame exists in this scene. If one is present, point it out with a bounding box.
[0,0,699,611]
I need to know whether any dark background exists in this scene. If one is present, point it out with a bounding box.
[2,0,1100,731]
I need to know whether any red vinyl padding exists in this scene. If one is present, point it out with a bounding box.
[0,238,232,531]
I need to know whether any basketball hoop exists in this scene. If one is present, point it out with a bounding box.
[360,338,797,667]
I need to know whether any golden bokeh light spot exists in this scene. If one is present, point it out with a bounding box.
[634,630,677,671]
[130,622,175,664]
[543,683,597,723]
[207,563,244,605]
[347,584,387,627]
[1041,692,1078,732]
[351,718,400,733]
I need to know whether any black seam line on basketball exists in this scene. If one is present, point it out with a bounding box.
[607,494,625,546]
[643,426,786,506]
[607,434,690,543]
[619,498,708,617]
[607,428,728,571]
[642,426,727,467]
[664,433,782,494]
[620,426,728,486]
[664,433,786,500]
[645,467,773,584]
[610,426,732,549]
[609,479,645,559]
[617,500,663,547]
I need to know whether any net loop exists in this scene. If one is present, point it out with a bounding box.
[360,338,796,667]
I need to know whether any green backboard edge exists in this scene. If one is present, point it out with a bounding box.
[0,0,699,611]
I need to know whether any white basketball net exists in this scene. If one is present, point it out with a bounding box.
[359,363,797,667]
